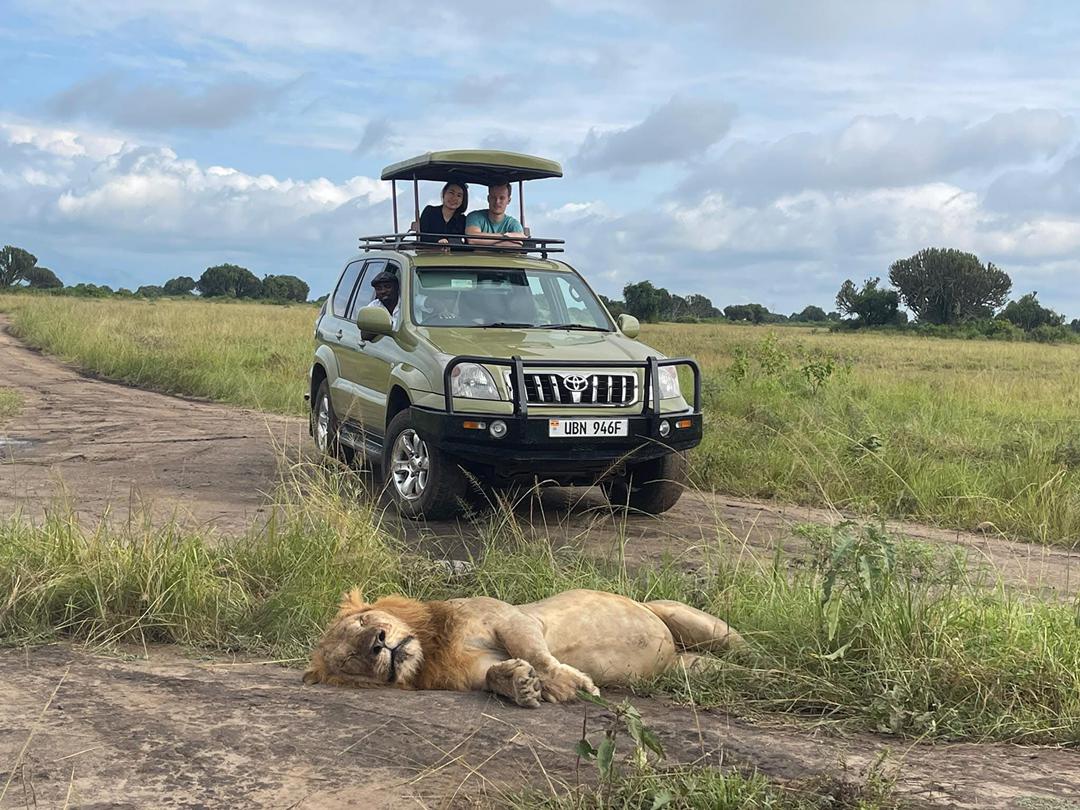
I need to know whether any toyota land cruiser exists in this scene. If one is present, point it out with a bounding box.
[307,151,702,519]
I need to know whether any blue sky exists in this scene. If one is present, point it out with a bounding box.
[3,0,1080,316]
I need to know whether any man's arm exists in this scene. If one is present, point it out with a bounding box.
[465,225,522,247]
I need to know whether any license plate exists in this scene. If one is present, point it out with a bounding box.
[548,418,628,438]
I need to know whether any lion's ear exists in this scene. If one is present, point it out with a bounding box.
[338,588,367,614]
[302,668,321,685]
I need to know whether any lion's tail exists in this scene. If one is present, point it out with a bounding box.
[644,600,743,653]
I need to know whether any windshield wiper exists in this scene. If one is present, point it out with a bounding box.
[480,322,535,328]
[535,323,611,332]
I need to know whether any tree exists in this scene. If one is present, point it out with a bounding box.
[137,285,165,298]
[793,305,827,322]
[888,248,1011,324]
[683,293,720,320]
[724,303,769,323]
[0,246,39,287]
[835,277,903,326]
[599,294,625,318]
[163,275,196,296]
[1000,292,1065,331]
[622,281,671,322]
[23,266,63,289]
[197,264,262,298]
[261,274,310,302]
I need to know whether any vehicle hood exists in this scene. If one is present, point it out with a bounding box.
[415,327,662,362]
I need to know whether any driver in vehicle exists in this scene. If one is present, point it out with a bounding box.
[465,181,527,248]
[370,269,401,329]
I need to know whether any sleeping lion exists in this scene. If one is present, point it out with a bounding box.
[302,589,742,707]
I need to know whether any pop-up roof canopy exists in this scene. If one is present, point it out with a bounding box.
[381,150,563,184]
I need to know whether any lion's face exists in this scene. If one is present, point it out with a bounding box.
[303,607,424,688]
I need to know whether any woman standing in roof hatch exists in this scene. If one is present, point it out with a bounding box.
[417,182,468,245]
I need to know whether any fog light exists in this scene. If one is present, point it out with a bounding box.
[462,420,487,430]
[489,420,508,439]
[675,418,693,429]
[659,419,671,437]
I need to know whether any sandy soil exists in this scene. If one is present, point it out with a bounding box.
[2,315,1079,807]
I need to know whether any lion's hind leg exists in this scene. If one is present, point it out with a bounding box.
[485,659,543,708]
[644,600,743,653]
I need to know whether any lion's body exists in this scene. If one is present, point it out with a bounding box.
[303,588,741,707]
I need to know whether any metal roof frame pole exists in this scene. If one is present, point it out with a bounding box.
[518,180,525,227]
[391,180,399,233]
[412,175,421,236]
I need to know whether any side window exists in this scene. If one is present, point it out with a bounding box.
[347,259,387,320]
[331,261,365,318]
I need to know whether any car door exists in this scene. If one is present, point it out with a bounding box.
[322,259,368,423]
[348,260,399,438]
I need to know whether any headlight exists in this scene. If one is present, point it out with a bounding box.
[658,365,681,399]
[450,363,500,400]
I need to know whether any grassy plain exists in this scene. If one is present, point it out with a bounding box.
[3,293,1078,546]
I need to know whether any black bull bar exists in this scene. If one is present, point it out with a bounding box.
[442,355,702,417]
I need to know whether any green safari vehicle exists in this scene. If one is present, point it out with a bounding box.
[307,150,702,519]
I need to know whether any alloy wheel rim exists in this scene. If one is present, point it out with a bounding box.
[315,394,330,452]
[391,429,429,501]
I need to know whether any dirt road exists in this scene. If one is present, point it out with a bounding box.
[3,316,1080,807]
[3,644,1078,809]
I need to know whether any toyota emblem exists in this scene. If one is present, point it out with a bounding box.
[562,374,588,392]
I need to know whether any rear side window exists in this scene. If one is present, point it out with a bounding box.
[331,261,365,318]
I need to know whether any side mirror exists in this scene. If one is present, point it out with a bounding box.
[357,305,393,338]
[617,314,640,339]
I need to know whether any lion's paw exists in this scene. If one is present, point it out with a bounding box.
[511,663,543,709]
[541,664,598,704]
[488,658,543,708]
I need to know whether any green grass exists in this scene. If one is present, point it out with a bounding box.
[507,765,898,809]
[0,387,21,422]
[2,294,1079,545]
[2,468,1078,746]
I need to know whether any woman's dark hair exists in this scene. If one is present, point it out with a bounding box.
[441,182,468,214]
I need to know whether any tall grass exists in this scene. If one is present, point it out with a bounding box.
[2,467,1078,745]
[1,295,311,414]
[3,294,1079,544]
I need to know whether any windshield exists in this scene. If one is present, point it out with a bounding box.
[412,267,614,330]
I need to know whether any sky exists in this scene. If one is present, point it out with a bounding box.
[2,0,1080,316]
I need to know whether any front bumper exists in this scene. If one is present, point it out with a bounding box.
[410,405,702,480]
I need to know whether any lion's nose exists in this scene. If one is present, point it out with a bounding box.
[376,628,386,645]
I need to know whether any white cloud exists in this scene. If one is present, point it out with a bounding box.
[0,121,391,292]
[691,110,1074,202]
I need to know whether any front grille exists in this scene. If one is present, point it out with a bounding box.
[505,372,638,406]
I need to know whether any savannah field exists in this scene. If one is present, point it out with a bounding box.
[5,293,1079,545]
[2,293,1079,807]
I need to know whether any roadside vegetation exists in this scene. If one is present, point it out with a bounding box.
[3,293,1078,546]
[2,465,1078,746]
[0,387,21,422]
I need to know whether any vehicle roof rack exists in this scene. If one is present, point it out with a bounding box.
[358,232,564,258]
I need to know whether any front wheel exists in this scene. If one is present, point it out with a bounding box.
[383,410,467,519]
[603,451,688,515]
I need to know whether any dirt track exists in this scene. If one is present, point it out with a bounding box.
[2,316,1080,807]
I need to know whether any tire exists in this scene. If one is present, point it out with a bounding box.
[603,451,688,515]
[311,379,355,465]
[383,409,467,520]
